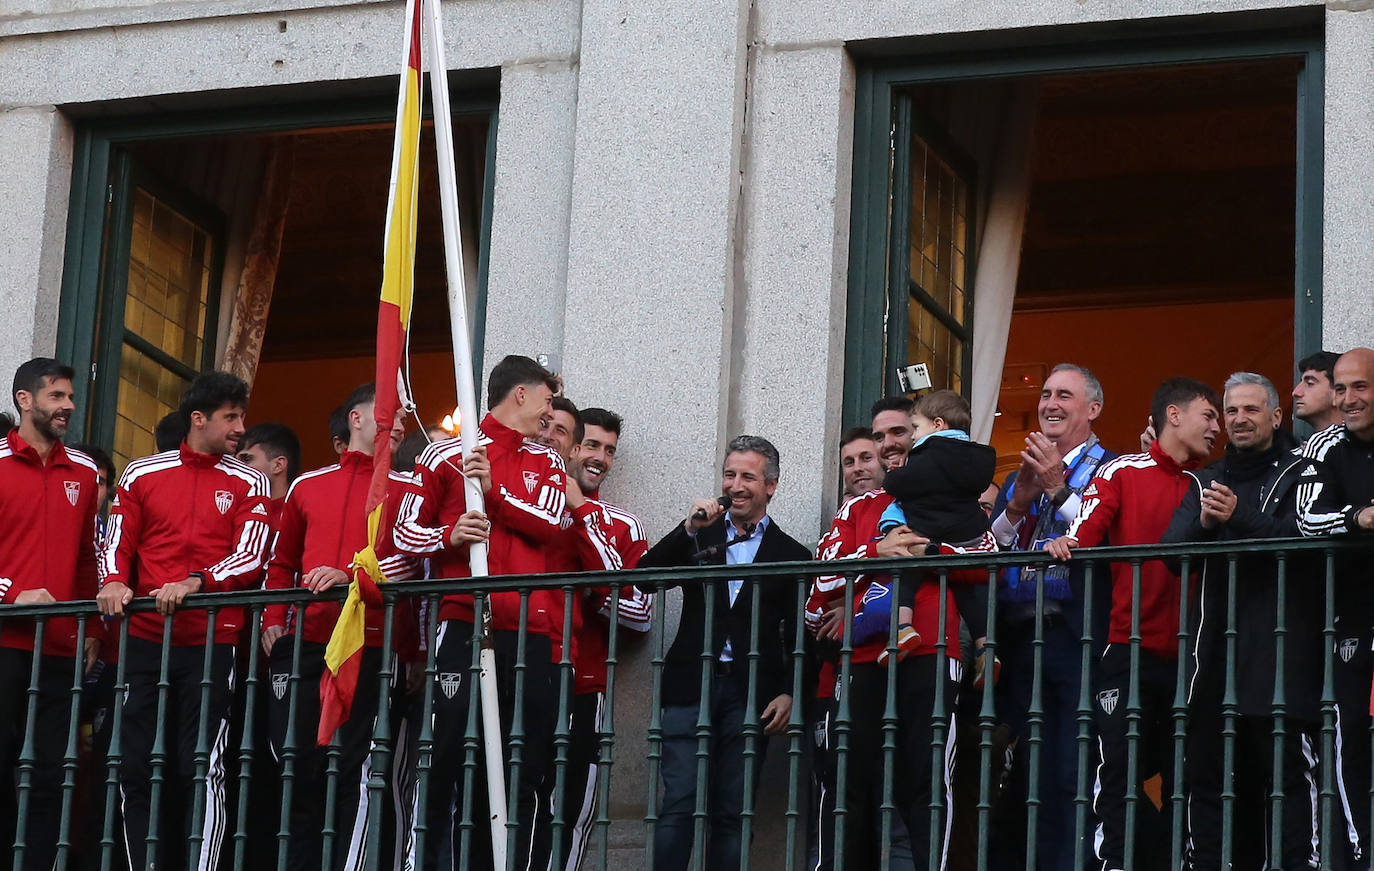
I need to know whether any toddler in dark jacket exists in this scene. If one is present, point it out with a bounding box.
[854,389,996,662]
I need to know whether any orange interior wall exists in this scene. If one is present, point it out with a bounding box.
[249,351,458,474]
[989,298,1295,475]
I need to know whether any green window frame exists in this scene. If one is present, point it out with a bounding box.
[842,14,1325,428]
[57,84,500,448]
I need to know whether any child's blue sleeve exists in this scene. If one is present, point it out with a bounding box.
[878,502,908,534]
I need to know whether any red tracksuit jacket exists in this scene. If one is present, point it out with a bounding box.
[571,496,652,695]
[393,414,566,634]
[265,451,419,647]
[807,488,995,667]
[1064,440,1197,658]
[103,443,272,646]
[0,431,101,656]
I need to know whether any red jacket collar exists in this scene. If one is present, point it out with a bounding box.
[338,449,375,471]
[480,413,526,449]
[179,441,224,468]
[1148,439,1200,474]
[6,429,72,467]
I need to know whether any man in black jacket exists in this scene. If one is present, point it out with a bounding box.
[639,435,811,871]
[1299,347,1374,870]
[1163,372,1322,870]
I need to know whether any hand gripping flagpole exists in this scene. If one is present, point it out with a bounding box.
[421,0,509,866]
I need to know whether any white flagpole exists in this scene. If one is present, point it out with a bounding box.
[421,0,508,865]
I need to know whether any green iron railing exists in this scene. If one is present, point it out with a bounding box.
[0,535,1370,871]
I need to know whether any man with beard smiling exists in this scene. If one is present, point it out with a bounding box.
[538,404,652,871]
[639,435,809,871]
[987,364,1115,871]
[0,358,102,871]
[1163,373,1323,870]
[97,370,272,871]
[1047,377,1220,871]
[871,396,916,473]
[1299,347,1374,870]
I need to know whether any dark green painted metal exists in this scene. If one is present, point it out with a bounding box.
[410,594,442,867]
[99,617,131,871]
[55,617,87,871]
[549,585,576,866]
[596,585,624,871]
[1122,562,1142,871]
[1319,553,1338,871]
[739,581,764,871]
[878,572,901,871]
[231,605,264,871]
[832,574,856,869]
[1168,557,1192,871]
[457,592,486,869]
[12,617,48,870]
[690,583,716,871]
[883,96,914,396]
[643,582,668,871]
[927,570,952,871]
[503,592,533,871]
[783,577,808,871]
[364,599,398,871]
[975,567,999,871]
[1220,561,1239,869]
[275,618,308,870]
[1270,555,1289,866]
[144,616,176,871]
[187,606,221,869]
[1071,561,1096,871]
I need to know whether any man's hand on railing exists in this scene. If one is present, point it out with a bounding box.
[84,637,100,675]
[760,693,792,736]
[449,510,491,547]
[153,575,203,615]
[1357,502,1374,531]
[1044,536,1079,561]
[262,624,285,657]
[875,526,930,558]
[1199,482,1238,529]
[303,566,350,593]
[12,588,56,605]
[96,581,133,616]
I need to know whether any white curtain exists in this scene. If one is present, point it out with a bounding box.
[927,80,1039,441]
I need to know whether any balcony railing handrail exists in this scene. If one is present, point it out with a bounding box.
[1,534,1369,620]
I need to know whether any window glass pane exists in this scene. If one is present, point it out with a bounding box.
[123,189,215,369]
[113,343,188,471]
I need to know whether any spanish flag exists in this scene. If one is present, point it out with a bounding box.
[318,0,422,745]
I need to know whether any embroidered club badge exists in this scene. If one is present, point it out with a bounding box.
[522,470,539,493]
[64,481,80,506]
[214,490,233,514]
[1340,638,1359,663]
[1097,688,1119,715]
[439,672,462,699]
[272,673,289,700]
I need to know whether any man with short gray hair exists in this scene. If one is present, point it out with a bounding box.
[639,435,811,871]
[1163,371,1322,869]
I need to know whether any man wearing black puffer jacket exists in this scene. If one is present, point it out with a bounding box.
[1163,372,1323,871]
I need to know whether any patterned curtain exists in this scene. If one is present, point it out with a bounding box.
[221,138,295,385]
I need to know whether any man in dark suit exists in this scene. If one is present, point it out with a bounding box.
[639,435,811,871]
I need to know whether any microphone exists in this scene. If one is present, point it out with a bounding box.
[692,495,732,523]
[690,521,757,563]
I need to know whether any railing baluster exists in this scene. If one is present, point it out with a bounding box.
[1220,557,1239,867]
[1270,551,1288,869]
[596,584,624,871]
[550,585,576,868]
[55,618,87,871]
[12,617,48,871]
[644,579,667,871]
[927,569,951,871]
[1319,549,1338,871]
[783,576,806,871]
[364,599,398,871]
[1072,560,1095,871]
[739,581,763,871]
[410,593,441,868]
[975,566,999,871]
[1169,556,1191,871]
[690,580,716,871]
[1025,564,1046,871]
[99,616,131,871]
[1123,559,1142,871]
[187,606,219,870]
[275,616,307,871]
[879,572,899,871]
[832,573,855,871]
[232,605,263,871]
[506,590,531,869]
[457,592,486,870]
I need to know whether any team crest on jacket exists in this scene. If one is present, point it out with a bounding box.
[63,480,80,506]
[214,490,233,514]
[439,672,462,699]
[522,470,540,493]
[271,673,289,700]
[1097,688,1119,715]
[1340,638,1359,663]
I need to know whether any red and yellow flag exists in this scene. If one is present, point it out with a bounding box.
[318,0,423,745]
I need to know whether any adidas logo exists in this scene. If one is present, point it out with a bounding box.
[252,503,268,516]
[1301,466,1318,476]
